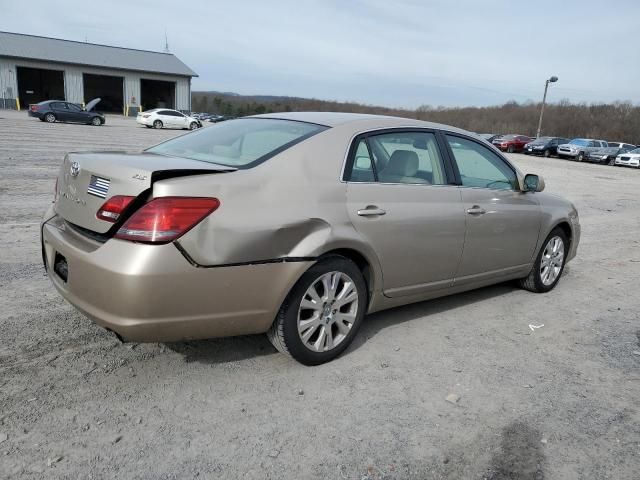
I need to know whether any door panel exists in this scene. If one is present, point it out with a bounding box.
[347,183,466,297]
[443,133,542,283]
[66,103,86,122]
[456,188,540,282]
[52,102,70,121]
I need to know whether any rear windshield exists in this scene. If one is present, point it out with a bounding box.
[147,118,327,168]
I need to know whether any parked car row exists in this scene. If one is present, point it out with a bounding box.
[480,132,639,169]
[27,99,205,132]
[555,138,637,166]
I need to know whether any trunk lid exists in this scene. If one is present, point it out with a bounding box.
[55,152,235,234]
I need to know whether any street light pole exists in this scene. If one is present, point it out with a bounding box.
[536,76,558,138]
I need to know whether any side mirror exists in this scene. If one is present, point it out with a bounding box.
[523,174,545,192]
[355,155,372,169]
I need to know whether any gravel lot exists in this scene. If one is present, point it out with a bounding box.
[0,110,638,479]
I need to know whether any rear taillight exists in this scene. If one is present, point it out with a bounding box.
[115,197,220,243]
[142,114,150,118]
[30,105,38,112]
[96,195,136,222]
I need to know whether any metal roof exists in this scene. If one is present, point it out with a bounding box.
[253,111,470,134]
[0,31,197,77]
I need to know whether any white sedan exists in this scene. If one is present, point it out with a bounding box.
[136,109,202,130]
[614,148,640,168]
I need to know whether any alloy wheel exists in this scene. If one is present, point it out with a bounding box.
[540,236,565,286]
[297,271,358,352]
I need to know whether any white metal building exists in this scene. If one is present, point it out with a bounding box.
[0,31,197,115]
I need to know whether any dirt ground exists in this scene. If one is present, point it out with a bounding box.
[0,110,638,480]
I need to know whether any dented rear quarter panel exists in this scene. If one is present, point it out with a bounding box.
[156,123,386,296]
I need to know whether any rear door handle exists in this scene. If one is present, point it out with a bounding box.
[466,205,486,215]
[357,207,386,217]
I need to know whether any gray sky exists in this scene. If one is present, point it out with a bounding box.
[1,0,638,108]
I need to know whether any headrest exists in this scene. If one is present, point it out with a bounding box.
[386,150,419,177]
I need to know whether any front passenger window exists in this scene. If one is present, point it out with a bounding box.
[446,135,518,190]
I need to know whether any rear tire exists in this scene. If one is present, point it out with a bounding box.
[519,228,568,293]
[153,120,163,129]
[44,113,56,123]
[267,256,367,365]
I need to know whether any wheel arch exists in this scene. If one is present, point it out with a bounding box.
[530,218,574,265]
[319,247,374,297]
[553,221,572,248]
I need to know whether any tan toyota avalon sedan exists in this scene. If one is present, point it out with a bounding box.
[42,112,580,364]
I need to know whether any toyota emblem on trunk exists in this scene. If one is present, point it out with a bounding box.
[70,161,80,177]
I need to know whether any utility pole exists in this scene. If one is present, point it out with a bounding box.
[536,76,558,138]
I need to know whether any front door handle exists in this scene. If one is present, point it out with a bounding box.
[466,205,486,215]
[357,207,386,217]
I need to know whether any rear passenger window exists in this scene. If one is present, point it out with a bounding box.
[346,131,446,185]
[446,135,518,190]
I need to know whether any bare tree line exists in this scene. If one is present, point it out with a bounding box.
[192,92,640,144]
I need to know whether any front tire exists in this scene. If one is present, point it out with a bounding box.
[44,113,56,123]
[189,121,198,130]
[519,228,568,293]
[91,116,102,126]
[153,120,163,129]
[507,145,515,153]
[267,256,367,365]
[576,152,585,162]
[543,149,551,158]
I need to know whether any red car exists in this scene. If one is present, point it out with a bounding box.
[492,134,532,153]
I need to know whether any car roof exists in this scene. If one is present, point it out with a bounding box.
[250,111,472,136]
